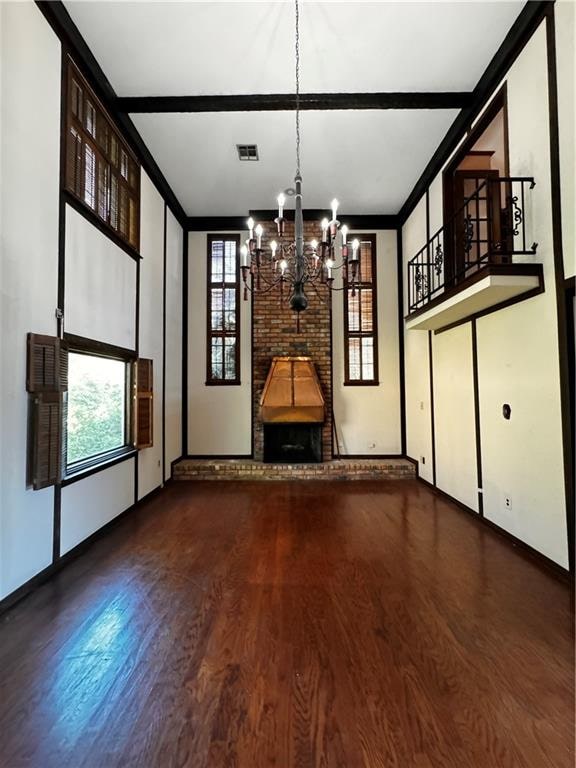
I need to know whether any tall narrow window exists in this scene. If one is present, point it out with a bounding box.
[65,59,140,251]
[344,234,379,384]
[207,235,241,384]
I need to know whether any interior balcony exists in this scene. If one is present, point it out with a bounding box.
[405,177,544,331]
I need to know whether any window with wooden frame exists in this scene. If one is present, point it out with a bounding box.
[344,234,379,385]
[206,235,241,384]
[65,59,140,250]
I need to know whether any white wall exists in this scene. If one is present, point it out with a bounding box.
[0,2,61,598]
[403,19,570,567]
[432,323,478,512]
[65,205,137,349]
[60,460,135,554]
[164,209,183,479]
[138,171,165,497]
[402,196,434,481]
[0,3,184,602]
[187,231,252,456]
[555,0,575,279]
[332,230,401,455]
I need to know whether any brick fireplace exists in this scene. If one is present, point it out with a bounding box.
[252,219,332,461]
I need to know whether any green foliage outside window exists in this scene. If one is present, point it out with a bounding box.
[67,353,126,465]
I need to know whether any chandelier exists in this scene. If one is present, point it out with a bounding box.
[239,0,360,329]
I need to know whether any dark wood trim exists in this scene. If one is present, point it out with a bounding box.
[546,6,574,573]
[117,92,473,114]
[417,476,572,584]
[397,228,406,454]
[62,448,137,487]
[399,1,550,224]
[64,333,137,361]
[248,211,398,230]
[182,233,189,456]
[343,234,379,385]
[162,203,167,484]
[188,217,248,232]
[205,234,241,385]
[250,269,255,459]
[0,477,163,617]
[426,192,437,487]
[34,0,187,229]
[188,213,399,232]
[406,262,545,322]
[428,331,437,486]
[63,192,142,262]
[52,485,61,562]
[470,319,484,516]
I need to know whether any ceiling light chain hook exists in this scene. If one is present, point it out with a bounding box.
[295,0,301,178]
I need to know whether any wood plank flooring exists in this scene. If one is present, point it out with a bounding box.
[0,480,573,768]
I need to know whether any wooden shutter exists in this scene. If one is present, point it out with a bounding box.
[27,334,67,489]
[27,334,68,393]
[29,393,62,489]
[135,358,153,448]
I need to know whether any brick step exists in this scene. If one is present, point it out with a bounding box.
[173,458,416,482]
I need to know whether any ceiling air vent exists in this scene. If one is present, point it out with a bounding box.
[237,144,259,161]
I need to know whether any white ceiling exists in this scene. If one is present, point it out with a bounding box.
[63,1,525,216]
[132,109,459,215]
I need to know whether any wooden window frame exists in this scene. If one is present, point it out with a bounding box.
[64,58,141,253]
[63,335,137,480]
[343,233,379,386]
[206,234,241,386]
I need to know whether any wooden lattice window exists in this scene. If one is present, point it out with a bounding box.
[65,59,140,250]
[206,235,241,385]
[344,234,379,385]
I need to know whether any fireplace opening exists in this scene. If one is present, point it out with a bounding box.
[263,423,322,464]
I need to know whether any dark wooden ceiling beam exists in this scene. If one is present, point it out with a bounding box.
[187,212,398,232]
[116,92,473,114]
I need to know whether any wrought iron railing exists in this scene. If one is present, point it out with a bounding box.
[407,177,538,313]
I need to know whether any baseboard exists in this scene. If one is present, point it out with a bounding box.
[417,477,572,584]
[0,483,165,617]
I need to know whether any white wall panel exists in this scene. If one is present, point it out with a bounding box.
[60,460,135,555]
[138,171,165,497]
[65,204,137,349]
[0,2,60,598]
[332,231,401,455]
[403,197,434,481]
[187,231,252,456]
[164,209,183,479]
[432,324,478,511]
[555,0,575,279]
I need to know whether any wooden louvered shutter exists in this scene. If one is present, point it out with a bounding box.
[136,358,153,448]
[27,334,68,393]
[26,334,68,489]
[30,393,62,490]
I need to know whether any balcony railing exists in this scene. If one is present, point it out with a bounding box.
[407,177,538,314]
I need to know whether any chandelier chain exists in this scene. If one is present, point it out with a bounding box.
[295,0,301,177]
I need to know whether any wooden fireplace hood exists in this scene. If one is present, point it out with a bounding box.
[260,357,325,424]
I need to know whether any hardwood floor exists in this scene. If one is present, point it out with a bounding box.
[0,480,573,768]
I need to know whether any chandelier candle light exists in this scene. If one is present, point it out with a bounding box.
[240,0,360,331]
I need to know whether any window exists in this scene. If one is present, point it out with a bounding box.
[207,235,241,384]
[65,59,140,250]
[66,349,132,472]
[344,234,379,384]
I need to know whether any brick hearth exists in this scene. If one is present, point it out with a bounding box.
[173,458,416,481]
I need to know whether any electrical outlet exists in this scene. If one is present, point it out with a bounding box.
[420,401,424,411]
[504,495,512,510]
